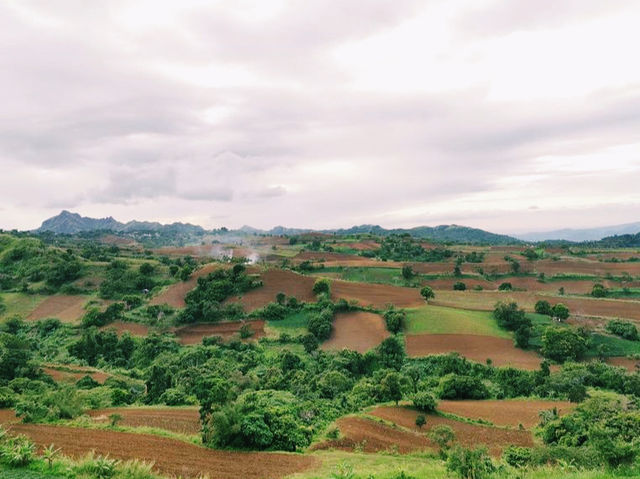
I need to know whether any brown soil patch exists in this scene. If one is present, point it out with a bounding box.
[0,409,17,425]
[43,365,111,384]
[89,407,200,435]
[606,357,640,372]
[311,416,428,454]
[535,259,640,276]
[27,295,88,323]
[102,321,150,336]
[405,334,544,370]
[173,320,266,345]
[438,400,574,429]
[150,263,220,308]
[370,406,533,456]
[331,280,424,309]
[294,252,404,268]
[228,269,317,311]
[321,312,389,353]
[7,424,316,479]
[341,241,380,251]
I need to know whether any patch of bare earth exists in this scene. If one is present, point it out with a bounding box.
[606,357,640,373]
[228,269,316,311]
[7,424,316,479]
[89,407,200,435]
[27,295,89,323]
[150,263,220,308]
[438,400,574,428]
[405,334,544,370]
[173,320,266,345]
[43,365,111,384]
[331,280,424,309]
[321,312,389,353]
[370,406,533,456]
[101,321,150,336]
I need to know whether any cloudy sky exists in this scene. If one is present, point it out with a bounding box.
[1,0,640,233]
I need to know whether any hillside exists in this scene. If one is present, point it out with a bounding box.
[519,221,640,242]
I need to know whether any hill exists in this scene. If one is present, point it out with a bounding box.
[518,221,640,242]
[37,210,205,235]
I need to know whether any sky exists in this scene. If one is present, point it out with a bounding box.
[1,0,640,234]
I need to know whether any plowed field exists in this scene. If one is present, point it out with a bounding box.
[27,295,89,323]
[89,407,200,435]
[174,320,265,344]
[331,280,423,309]
[405,334,544,370]
[150,263,220,308]
[321,312,389,353]
[7,424,316,479]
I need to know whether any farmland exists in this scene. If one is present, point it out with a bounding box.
[1,229,640,479]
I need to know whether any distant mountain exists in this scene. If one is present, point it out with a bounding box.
[518,222,640,242]
[36,211,520,245]
[329,224,520,245]
[37,211,204,235]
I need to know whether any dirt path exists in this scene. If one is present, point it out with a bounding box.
[8,424,317,479]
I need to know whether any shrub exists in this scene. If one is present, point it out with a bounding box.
[498,282,512,291]
[502,445,532,468]
[493,302,530,332]
[384,309,405,334]
[438,374,489,400]
[551,303,570,321]
[0,434,36,467]
[541,327,587,362]
[606,320,639,341]
[312,278,331,295]
[415,414,426,429]
[412,390,438,412]
[534,300,552,315]
[308,315,332,340]
[591,283,608,298]
[420,286,434,302]
[446,445,495,479]
[429,425,455,458]
[453,282,466,291]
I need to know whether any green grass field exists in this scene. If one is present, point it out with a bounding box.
[266,310,310,336]
[589,333,640,356]
[0,292,45,319]
[404,305,510,337]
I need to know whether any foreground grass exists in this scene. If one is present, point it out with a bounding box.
[405,305,510,337]
[0,292,45,319]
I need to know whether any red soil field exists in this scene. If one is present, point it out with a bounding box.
[311,416,428,454]
[7,424,316,479]
[101,321,150,336]
[370,406,533,456]
[228,269,317,311]
[405,334,545,370]
[331,279,424,309]
[27,295,89,323]
[0,409,17,424]
[154,245,224,257]
[606,357,640,372]
[173,320,266,345]
[150,263,220,308]
[438,400,574,429]
[43,365,111,384]
[535,259,640,276]
[293,251,405,268]
[321,312,389,353]
[340,241,380,251]
[432,290,640,322]
[89,407,200,435]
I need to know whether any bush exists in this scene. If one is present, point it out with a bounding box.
[384,309,405,334]
[551,303,570,321]
[420,286,434,302]
[0,434,36,467]
[493,302,529,332]
[498,282,512,291]
[312,278,330,295]
[541,327,587,362]
[308,315,332,340]
[534,300,552,315]
[502,445,532,468]
[412,390,437,412]
[446,445,495,479]
[606,320,639,341]
[429,425,455,457]
[438,374,489,400]
[453,282,466,291]
[591,283,608,298]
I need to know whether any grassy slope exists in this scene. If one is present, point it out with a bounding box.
[405,305,510,337]
[0,292,45,319]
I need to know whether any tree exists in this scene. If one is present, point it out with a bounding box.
[551,303,570,321]
[420,286,435,303]
[438,374,489,400]
[514,325,531,349]
[377,336,405,370]
[402,265,414,280]
[312,278,330,295]
[498,282,512,291]
[275,292,286,305]
[415,414,426,429]
[510,260,521,274]
[591,283,608,298]
[453,265,462,277]
[453,282,466,291]
[139,262,154,275]
[606,320,639,341]
[541,327,587,362]
[384,309,405,334]
[493,302,529,331]
[429,425,455,458]
[301,333,319,353]
[534,300,552,315]
[412,390,437,412]
[379,372,403,405]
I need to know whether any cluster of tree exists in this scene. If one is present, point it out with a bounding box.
[99,260,159,299]
[177,264,261,323]
[605,319,639,341]
[384,308,406,334]
[534,300,570,321]
[462,251,485,263]
[493,302,532,348]
[376,234,453,262]
[521,248,543,261]
[591,283,609,298]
